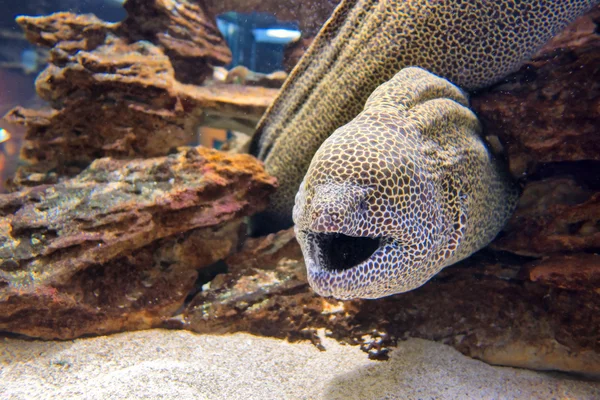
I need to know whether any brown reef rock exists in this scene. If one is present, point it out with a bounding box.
[492,177,600,256]
[471,7,600,258]
[0,147,276,339]
[184,228,600,377]
[121,0,232,85]
[528,254,600,292]
[17,1,231,84]
[4,10,276,189]
[211,65,288,88]
[473,9,600,178]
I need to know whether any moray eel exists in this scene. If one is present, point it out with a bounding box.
[249,0,599,298]
[293,67,518,299]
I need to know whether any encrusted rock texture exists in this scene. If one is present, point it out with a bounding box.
[121,0,231,85]
[0,147,277,339]
[472,7,600,257]
[211,65,288,88]
[4,5,277,190]
[182,229,600,376]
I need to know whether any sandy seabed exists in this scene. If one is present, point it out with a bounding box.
[1,329,599,399]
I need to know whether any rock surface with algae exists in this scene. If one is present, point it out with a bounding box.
[0,147,276,339]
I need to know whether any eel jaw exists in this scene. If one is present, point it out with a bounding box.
[301,230,384,299]
[307,232,381,273]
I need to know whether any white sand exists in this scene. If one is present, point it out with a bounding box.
[1,329,598,400]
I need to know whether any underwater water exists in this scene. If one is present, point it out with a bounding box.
[0,0,599,399]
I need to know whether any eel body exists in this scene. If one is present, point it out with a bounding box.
[249,0,599,298]
[250,0,598,233]
[293,67,518,299]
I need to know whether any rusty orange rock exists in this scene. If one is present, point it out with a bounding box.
[0,146,276,339]
[528,254,600,291]
[5,9,277,190]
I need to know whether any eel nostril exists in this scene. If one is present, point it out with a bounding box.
[358,199,369,213]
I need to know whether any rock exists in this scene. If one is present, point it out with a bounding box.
[17,2,231,85]
[184,228,357,347]
[4,12,278,189]
[0,146,277,339]
[472,7,600,258]
[471,8,600,178]
[121,0,232,85]
[16,12,116,53]
[527,253,600,292]
[218,65,288,88]
[492,177,600,256]
[184,228,600,376]
[380,255,600,377]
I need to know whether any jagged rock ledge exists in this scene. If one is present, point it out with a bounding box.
[472,7,600,256]
[183,228,600,378]
[0,146,276,339]
[4,6,278,190]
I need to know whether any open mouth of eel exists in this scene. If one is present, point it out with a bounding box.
[306,232,382,272]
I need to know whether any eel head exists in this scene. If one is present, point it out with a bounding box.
[293,146,452,300]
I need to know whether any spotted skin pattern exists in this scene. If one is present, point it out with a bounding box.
[293,68,518,299]
[250,0,598,233]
